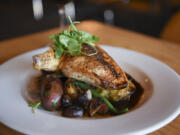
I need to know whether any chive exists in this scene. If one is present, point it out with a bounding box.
[90,89,118,113]
[91,89,129,114]
[119,108,129,114]
[72,80,90,90]
[72,80,128,114]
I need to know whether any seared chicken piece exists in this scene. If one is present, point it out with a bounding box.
[33,44,128,90]
[33,47,61,71]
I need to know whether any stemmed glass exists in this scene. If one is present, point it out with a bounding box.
[55,0,76,28]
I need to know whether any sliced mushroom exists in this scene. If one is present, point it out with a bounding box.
[89,98,108,116]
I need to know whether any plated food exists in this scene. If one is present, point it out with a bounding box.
[0,43,180,135]
[29,17,143,118]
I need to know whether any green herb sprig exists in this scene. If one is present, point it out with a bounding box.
[28,101,41,113]
[49,16,99,58]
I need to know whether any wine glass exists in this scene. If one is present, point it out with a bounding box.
[55,0,76,28]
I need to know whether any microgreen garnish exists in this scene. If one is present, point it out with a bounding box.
[28,101,41,113]
[49,16,99,58]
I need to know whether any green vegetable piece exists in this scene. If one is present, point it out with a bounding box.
[28,101,41,113]
[72,80,90,90]
[90,89,118,113]
[118,108,129,114]
[72,80,129,114]
[91,89,129,114]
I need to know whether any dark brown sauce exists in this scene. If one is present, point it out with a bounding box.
[69,73,144,119]
[126,73,144,109]
[26,73,145,118]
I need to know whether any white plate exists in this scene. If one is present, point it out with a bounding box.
[0,45,180,135]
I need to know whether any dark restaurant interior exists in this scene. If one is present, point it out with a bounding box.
[1,0,180,44]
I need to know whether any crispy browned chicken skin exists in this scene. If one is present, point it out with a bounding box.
[33,44,128,90]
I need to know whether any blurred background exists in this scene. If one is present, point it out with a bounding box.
[1,0,180,44]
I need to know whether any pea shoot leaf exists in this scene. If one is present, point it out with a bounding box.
[49,16,99,58]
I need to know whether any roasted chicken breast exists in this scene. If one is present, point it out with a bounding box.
[33,44,128,90]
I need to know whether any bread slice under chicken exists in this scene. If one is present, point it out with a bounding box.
[33,44,128,90]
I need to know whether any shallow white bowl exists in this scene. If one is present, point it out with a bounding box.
[0,45,179,135]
